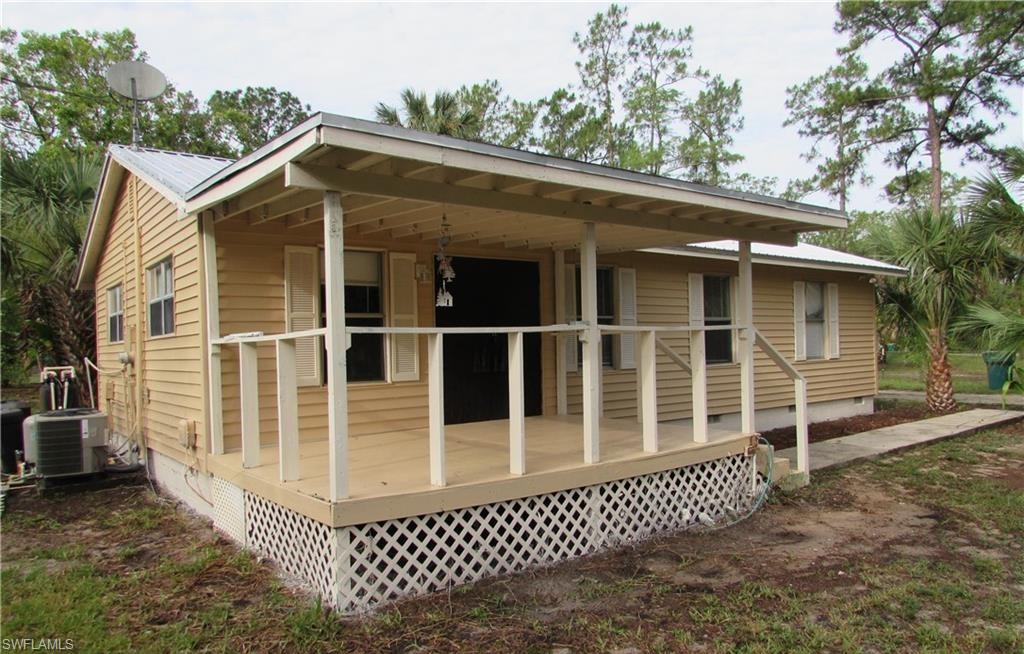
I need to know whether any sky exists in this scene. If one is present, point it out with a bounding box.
[4,1,1022,213]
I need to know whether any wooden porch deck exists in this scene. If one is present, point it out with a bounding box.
[207,415,754,527]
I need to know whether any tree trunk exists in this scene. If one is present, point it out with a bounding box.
[837,115,847,213]
[925,327,957,413]
[926,101,942,218]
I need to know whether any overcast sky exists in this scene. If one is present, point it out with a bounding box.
[5,1,1022,212]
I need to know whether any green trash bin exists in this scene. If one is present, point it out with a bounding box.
[982,351,1016,391]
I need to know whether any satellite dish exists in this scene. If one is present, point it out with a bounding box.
[105,61,168,149]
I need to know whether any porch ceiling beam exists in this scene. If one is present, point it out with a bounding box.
[457,218,580,246]
[356,203,448,235]
[391,209,507,240]
[420,212,516,239]
[285,163,798,246]
[285,205,325,229]
[249,190,324,225]
[215,177,296,222]
[343,198,429,225]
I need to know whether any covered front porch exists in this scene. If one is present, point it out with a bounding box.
[207,414,754,527]
[193,115,835,526]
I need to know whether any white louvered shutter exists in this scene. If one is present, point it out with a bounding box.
[793,281,806,362]
[827,282,840,359]
[730,275,740,361]
[284,246,322,386]
[616,267,637,369]
[564,264,578,373]
[688,273,704,327]
[389,252,420,382]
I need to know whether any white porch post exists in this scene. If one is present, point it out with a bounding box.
[580,222,600,463]
[553,249,568,415]
[201,213,224,456]
[508,331,526,475]
[427,333,445,486]
[323,191,349,501]
[738,240,755,434]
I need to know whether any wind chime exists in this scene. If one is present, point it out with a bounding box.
[435,214,455,307]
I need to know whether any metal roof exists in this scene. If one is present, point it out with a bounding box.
[109,144,234,201]
[185,112,846,224]
[644,240,906,276]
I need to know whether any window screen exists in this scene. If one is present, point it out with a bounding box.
[703,276,732,364]
[805,281,826,360]
[575,266,615,367]
[107,285,124,343]
[322,250,385,382]
[146,259,174,337]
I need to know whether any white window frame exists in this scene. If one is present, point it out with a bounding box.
[318,246,391,385]
[804,281,827,361]
[107,284,124,343]
[574,265,616,369]
[146,258,174,338]
[794,281,840,361]
[702,274,736,365]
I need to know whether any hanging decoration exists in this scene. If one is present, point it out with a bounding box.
[435,214,455,308]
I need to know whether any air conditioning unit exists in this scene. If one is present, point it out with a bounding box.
[22,408,108,479]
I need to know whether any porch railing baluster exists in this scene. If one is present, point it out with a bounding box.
[690,327,709,443]
[276,338,299,482]
[638,330,658,453]
[427,333,445,487]
[239,341,260,468]
[508,331,526,475]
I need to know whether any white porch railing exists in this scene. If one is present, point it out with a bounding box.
[754,328,810,477]
[209,321,810,496]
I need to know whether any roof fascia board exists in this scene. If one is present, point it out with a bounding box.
[318,124,848,230]
[109,149,188,213]
[285,161,799,246]
[641,246,907,277]
[185,113,325,200]
[75,156,123,290]
[185,128,320,215]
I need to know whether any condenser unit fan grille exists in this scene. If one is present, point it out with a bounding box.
[36,421,84,476]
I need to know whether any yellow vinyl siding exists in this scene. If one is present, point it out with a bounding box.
[566,251,877,420]
[214,215,557,451]
[93,173,206,465]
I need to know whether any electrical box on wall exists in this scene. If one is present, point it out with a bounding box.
[177,419,196,450]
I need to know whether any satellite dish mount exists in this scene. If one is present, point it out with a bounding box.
[105,61,168,150]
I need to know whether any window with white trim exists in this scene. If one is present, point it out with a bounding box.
[794,281,839,361]
[575,266,615,368]
[320,250,386,383]
[146,258,174,337]
[107,284,124,343]
[703,275,733,364]
[804,281,827,360]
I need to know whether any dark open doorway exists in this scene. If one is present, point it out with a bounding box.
[434,256,542,424]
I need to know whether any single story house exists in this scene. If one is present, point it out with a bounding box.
[75,113,904,611]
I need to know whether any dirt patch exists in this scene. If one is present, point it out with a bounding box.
[3,423,1023,653]
[760,400,940,450]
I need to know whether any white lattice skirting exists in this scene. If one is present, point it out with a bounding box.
[211,453,760,613]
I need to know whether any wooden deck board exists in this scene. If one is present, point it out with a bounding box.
[207,415,751,527]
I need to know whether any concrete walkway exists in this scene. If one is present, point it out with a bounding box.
[776,408,1024,473]
[878,389,1024,408]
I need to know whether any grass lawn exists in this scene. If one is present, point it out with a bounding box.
[3,420,1023,653]
[879,351,1000,395]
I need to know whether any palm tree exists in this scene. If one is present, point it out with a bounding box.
[955,147,1024,364]
[1,150,101,382]
[870,210,987,412]
[375,88,480,139]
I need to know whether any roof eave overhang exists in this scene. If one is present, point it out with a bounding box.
[313,122,847,231]
[75,155,123,290]
[184,114,847,242]
[642,246,907,277]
